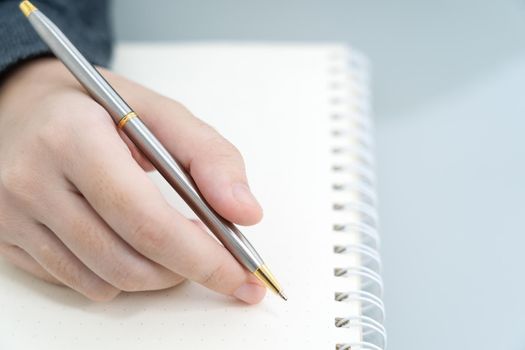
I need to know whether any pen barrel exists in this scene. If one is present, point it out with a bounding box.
[122,116,264,272]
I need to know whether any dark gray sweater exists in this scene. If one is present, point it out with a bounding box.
[0,0,112,75]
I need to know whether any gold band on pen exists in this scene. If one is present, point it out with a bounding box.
[19,1,36,17]
[117,111,138,130]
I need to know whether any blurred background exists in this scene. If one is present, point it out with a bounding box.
[112,1,525,349]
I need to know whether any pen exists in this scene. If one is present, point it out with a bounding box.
[18,0,286,301]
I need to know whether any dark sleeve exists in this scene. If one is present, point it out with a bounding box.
[0,0,113,75]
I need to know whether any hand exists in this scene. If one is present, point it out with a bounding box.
[0,58,265,304]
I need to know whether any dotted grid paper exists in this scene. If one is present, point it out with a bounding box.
[0,44,380,349]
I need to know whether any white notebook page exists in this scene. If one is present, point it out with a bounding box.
[0,44,371,349]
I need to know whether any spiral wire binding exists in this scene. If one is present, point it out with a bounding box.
[330,49,386,350]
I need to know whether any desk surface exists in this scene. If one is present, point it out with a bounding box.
[377,54,525,349]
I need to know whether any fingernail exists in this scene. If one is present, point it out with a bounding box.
[232,182,260,207]
[233,283,266,304]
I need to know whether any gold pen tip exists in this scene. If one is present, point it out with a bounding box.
[19,1,37,17]
[253,264,287,300]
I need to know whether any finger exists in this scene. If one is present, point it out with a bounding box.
[21,223,120,301]
[0,242,61,285]
[105,75,262,226]
[142,101,262,226]
[117,130,155,172]
[34,186,185,292]
[63,122,266,303]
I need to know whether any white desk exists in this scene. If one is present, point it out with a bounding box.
[377,54,525,349]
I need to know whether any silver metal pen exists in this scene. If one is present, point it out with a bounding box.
[19,0,286,300]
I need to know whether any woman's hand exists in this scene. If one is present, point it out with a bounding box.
[0,58,265,304]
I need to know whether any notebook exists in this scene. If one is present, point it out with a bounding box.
[0,43,385,350]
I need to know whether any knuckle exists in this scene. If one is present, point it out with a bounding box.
[0,165,21,193]
[198,259,229,287]
[38,103,111,152]
[131,212,170,256]
[0,162,38,201]
[110,262,184,292]
[68,218,150,292]
[84,103,113,125]
[197,129,243,164]
[108,263,148,292]
[199,125,227,148]
[69,218,106,253]
[36,134,70,162]
[37,243,83,285]
[160,97,191,117]
[37,115,72,153]
[32,239,120,301]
